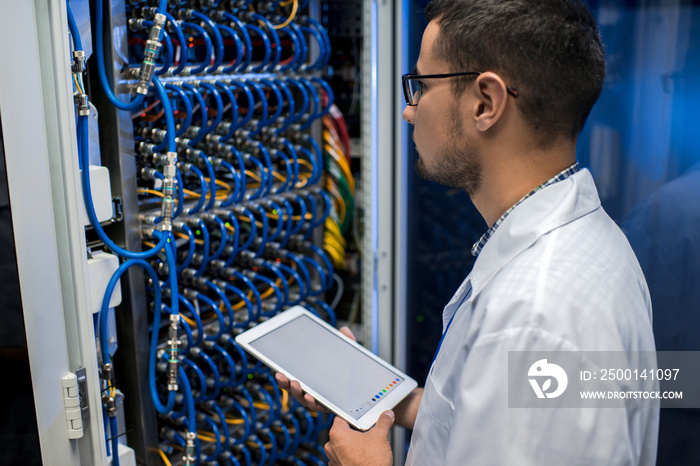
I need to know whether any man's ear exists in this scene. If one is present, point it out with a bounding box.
[470,72,509,132]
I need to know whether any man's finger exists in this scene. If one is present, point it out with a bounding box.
[275,372,290,388]
[372,410,395,437]
[330,415,351,434]
[339,326,356,341]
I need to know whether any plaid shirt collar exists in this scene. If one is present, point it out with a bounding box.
[471,162,581,257]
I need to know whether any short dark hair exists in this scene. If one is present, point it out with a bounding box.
[425,0,605,147]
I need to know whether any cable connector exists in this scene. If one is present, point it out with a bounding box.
[183,431,197,466]
[74,93,89,116]
[71,50,85,74]
[136,13,166,95]
[102,394,117,417]
[160,151,178,232]
[102,363,114,384]
[167,313,180,391]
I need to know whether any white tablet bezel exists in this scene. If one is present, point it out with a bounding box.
[235,306,418,431]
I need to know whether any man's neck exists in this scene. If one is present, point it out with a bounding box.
[471,142,577,227]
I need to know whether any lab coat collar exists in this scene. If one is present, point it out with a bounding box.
[469,168,601,297]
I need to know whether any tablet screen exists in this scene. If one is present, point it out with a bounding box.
[248,314,406,420]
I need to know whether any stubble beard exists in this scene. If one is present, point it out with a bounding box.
[414,102,482,196]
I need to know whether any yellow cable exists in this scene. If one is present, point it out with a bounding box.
[272,0,298,29]
[272,170,287,184]
[143,241,156,248]
[181,314,196,327]
[138,189,164,197]
[174,231,204,246]
[246,170,262,183]
[158,449,172,466]
[297,159,314,173]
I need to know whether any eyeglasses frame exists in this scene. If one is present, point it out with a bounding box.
[401,72,519,106]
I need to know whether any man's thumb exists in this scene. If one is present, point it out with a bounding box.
[375,410,395,435]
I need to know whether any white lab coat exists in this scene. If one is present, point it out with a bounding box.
[406,169,659,465]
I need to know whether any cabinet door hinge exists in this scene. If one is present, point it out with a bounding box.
[61,368,88,439]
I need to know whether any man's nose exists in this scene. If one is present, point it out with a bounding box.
[402,105,415,125]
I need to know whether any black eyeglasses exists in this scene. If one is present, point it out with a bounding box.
[401,72,519,106]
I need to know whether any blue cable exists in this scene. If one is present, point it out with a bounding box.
[175,223,196,273]
[305,17,331,66]
[198,83,224,137]
[228,81,254,129]
[296,146,319,188]
[214,83,239,142]
[223,211,241,265]
[311,77,334,118]
[191,11,224,73]
[229,270,262,320]
[109,415,120,466]
[181,83,208,145]
[251,141,274,195]
[184,164,207,215]
[285,78,309,124]
[258,79,284,126]
[257,260,290,305]
[201,414,223,461]
[196,292,225,341]
[246,155,268,200]
[204,280,234,332]
[206,401,231,450]
[216,159,241,207]
[191,348,221,400]
[244,23,271,72]
[209,342,238,388]
[277,198,295,248]
[222,282,254,328]
[150,76,176,153]
[287,20,308,71]
[306,297,337,327]
[221,13,253,72]
[301,255,326,296]
[272,80,295,132]
[288,195,308,236]
[190,218,211,276]
[246,81,269,137]
[253,205,269,256]
[307,242,334,289]
[252,273,284,316]
[249,13,281,71]
[235,207,257,252]
[79,117,169,258]
[66,0,82,51]
[179,294,203,347]
[207,216,228,263]
[261,202,284,242]
[276,26,301,72]
[164,12,188,75]
[155,27,173,75]
[94,0,162,111]
[217,24,244,74]
[180,22,212,75]
[165,84,193,137]
[181,357,208,402]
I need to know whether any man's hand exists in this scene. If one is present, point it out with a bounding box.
[324,410,395,466]
[274,326,356,412]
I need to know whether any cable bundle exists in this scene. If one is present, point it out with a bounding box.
[68,0,337,463]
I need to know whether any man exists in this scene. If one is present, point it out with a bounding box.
[279,0,658,464]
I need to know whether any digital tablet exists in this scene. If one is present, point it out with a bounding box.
[235,306,418,431]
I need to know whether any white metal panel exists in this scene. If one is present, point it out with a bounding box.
[0,1,81,464]
[33,0,109,463]
[0,0,108,464]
